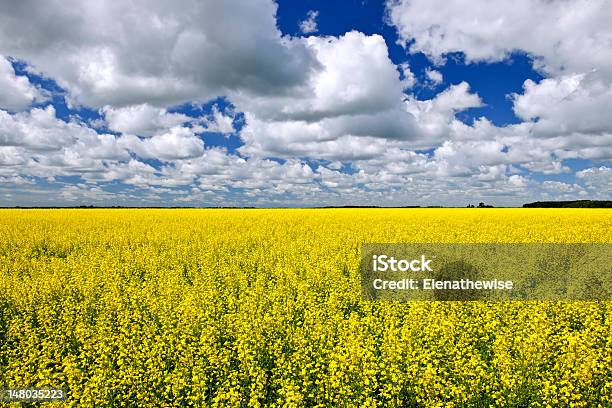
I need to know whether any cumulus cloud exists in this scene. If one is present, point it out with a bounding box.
[202,105,235,134]
[233,32,406,122]
[425,68,443,85]
[398,62,416,89]
[0,106,135,183]
[0,105,199,181]
[541,180,581,193]
[405,82,483,144]
[0,56,45,111]
[508,175,528,188]
[299,10,319,34]
[119,127,204,160]
[236,32,478,159]
[0,0,318,108]
[512,73,612,137]
[387,0,612,166]
[102,104,190,137]
[576,166,611,194]
[386,0,612,77]
[102,103,236,137]
[1,106,95,152]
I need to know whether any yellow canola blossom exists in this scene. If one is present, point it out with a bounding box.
[0,209,610,407]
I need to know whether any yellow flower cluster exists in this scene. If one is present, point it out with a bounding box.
[0,209,610,407]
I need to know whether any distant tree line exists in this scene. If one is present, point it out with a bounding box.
[523,200,612,208]
[466,202,494,208]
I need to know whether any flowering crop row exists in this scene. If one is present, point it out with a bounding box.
[0,209,610,406]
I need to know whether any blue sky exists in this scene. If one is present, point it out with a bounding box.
[0,0,610,206]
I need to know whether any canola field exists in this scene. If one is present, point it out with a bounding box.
[0,209,610,407]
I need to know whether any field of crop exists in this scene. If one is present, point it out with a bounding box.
[0,209,610,407]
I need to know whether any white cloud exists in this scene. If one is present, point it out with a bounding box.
[202,105,235,134]
[299,10,319,34]
[0,56,45,111]
[1,106,91,151]
[425,68,443,85]
[87,159,158,186]
[398,62,416,89]
[102,102,235,140]
[235,31,428,158]
[159,153,320,193]
[234,32,406,122]
[0,175,34,185]
[512,73,612,137]
[423,82,482,113]
[386,0,612,163]
[541,180,581,193]
[386,0,612,77]
[433,139,507,177]
[576,166,611,194]
[102,104,190,137]
[404,82,483,144]
[0,0,318,108]
[508,175,528,188]
[236,33,485,160]
[119,126,204,160]
[239,110,422,160]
